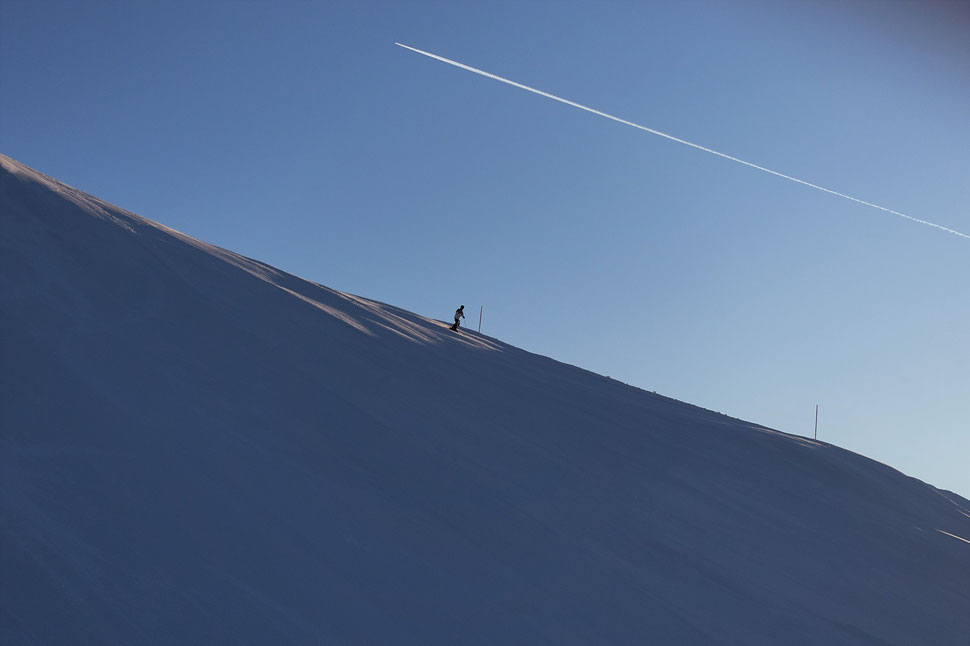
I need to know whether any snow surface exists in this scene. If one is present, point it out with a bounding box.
[1,153,969,644]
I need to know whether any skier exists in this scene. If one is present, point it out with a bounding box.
[450,305,465,331]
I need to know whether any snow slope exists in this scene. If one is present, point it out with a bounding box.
[1,153,968,644]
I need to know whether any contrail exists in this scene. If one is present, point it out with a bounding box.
[395,42,969,241]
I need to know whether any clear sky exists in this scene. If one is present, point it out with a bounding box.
[2,0,968,498]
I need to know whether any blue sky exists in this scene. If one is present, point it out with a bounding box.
[2,0,968,498]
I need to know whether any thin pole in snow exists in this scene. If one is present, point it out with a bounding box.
[478,306,483,333]
[814,404,818,440]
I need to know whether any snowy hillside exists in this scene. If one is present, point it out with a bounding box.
[1,153,968,644]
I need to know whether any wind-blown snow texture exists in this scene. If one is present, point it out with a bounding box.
[1,153,968,644]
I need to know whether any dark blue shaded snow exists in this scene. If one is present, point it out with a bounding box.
[1,154,969,644]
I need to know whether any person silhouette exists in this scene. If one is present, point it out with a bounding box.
[450,305,465,331]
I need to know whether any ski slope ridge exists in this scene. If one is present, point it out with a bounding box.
[1,153,968,644]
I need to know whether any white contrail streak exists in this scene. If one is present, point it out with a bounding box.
[395,42,969,241]
[938,529,970,546]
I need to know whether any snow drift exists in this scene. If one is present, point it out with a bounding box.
[1,153,968,644]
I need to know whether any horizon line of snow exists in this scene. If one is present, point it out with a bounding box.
[395,42,969,242]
